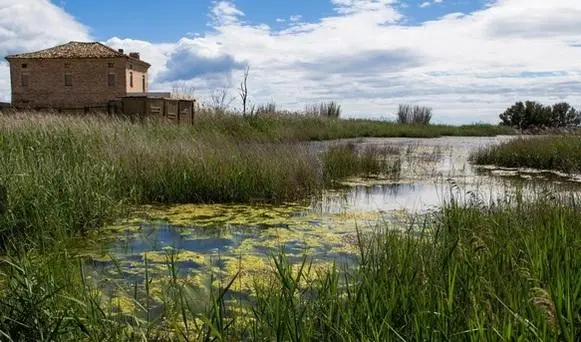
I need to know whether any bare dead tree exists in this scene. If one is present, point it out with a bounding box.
[239,66,250,117]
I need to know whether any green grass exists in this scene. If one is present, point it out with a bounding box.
[472,136,581,173]
[0,113,409,250]
[191,113,515,142]
[323,143,401,183]
[1,194,580,340]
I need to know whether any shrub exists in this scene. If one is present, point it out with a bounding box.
[396,104,432,125]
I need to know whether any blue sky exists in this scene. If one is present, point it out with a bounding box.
[62,0,487,41]
[61,1,338,42]
[1,0,581,123]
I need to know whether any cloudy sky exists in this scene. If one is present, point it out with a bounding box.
[1,0,581,123]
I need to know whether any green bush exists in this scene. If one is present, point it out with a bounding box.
[499,101,581,129]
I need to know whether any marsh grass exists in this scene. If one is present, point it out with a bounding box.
[323,143,401,183]
[189,112,514,142]
[2,194,580,340]
[472,136,581,173]
[0,113,410,249]
[0,115,314,249]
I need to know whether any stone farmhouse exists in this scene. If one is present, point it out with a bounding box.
[5,41,152,110]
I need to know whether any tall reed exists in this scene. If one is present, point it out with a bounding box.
[0,113,405,249]
[471,136,581,173]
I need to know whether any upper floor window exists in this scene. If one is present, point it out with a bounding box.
[108,73,116,88]
[108,62,115,68]
[64,63,71,69]
[64,72,72,87]
[21,72,29,87]
[142,75,146,92]
[21,63,28,69]
[129,72,134,88]
[129,64,133,70]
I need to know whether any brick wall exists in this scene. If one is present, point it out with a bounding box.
[9,57,149,109]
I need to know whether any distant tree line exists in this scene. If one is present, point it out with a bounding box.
[499,101,581,129]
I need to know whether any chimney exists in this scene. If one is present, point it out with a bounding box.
[129,52,140,60]
[118,48,124,54]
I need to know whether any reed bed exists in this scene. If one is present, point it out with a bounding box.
[190,112,514,141]
[0,113,409,249]
[472,136,581,173]
[323,143,401,183]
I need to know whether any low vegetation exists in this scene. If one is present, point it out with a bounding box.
[471,136,581,173]
[499,101,581,130]
[1,194,580,340]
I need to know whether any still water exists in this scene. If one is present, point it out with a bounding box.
[83,136,580,294]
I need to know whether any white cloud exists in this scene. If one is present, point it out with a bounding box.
[289,15,302,23]
[105,37,175,82]
[210,0,244,25]
[0,0,89,57]
[3,0,581,123]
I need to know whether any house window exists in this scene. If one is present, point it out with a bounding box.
[142,75,146,92]
[108,73,116,87]
[21,73,29,87]
[108,62,114,68]
[129,72,133,88]
[21,63,28,69]
[64,63,71,69]
[64,72,72,87]
[129,64,133,70]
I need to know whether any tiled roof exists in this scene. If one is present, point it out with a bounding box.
[6,41,150,66]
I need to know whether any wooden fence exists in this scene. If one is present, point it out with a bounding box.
[121,97,196,124]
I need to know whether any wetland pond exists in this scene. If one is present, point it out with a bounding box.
[82,136,581,304]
